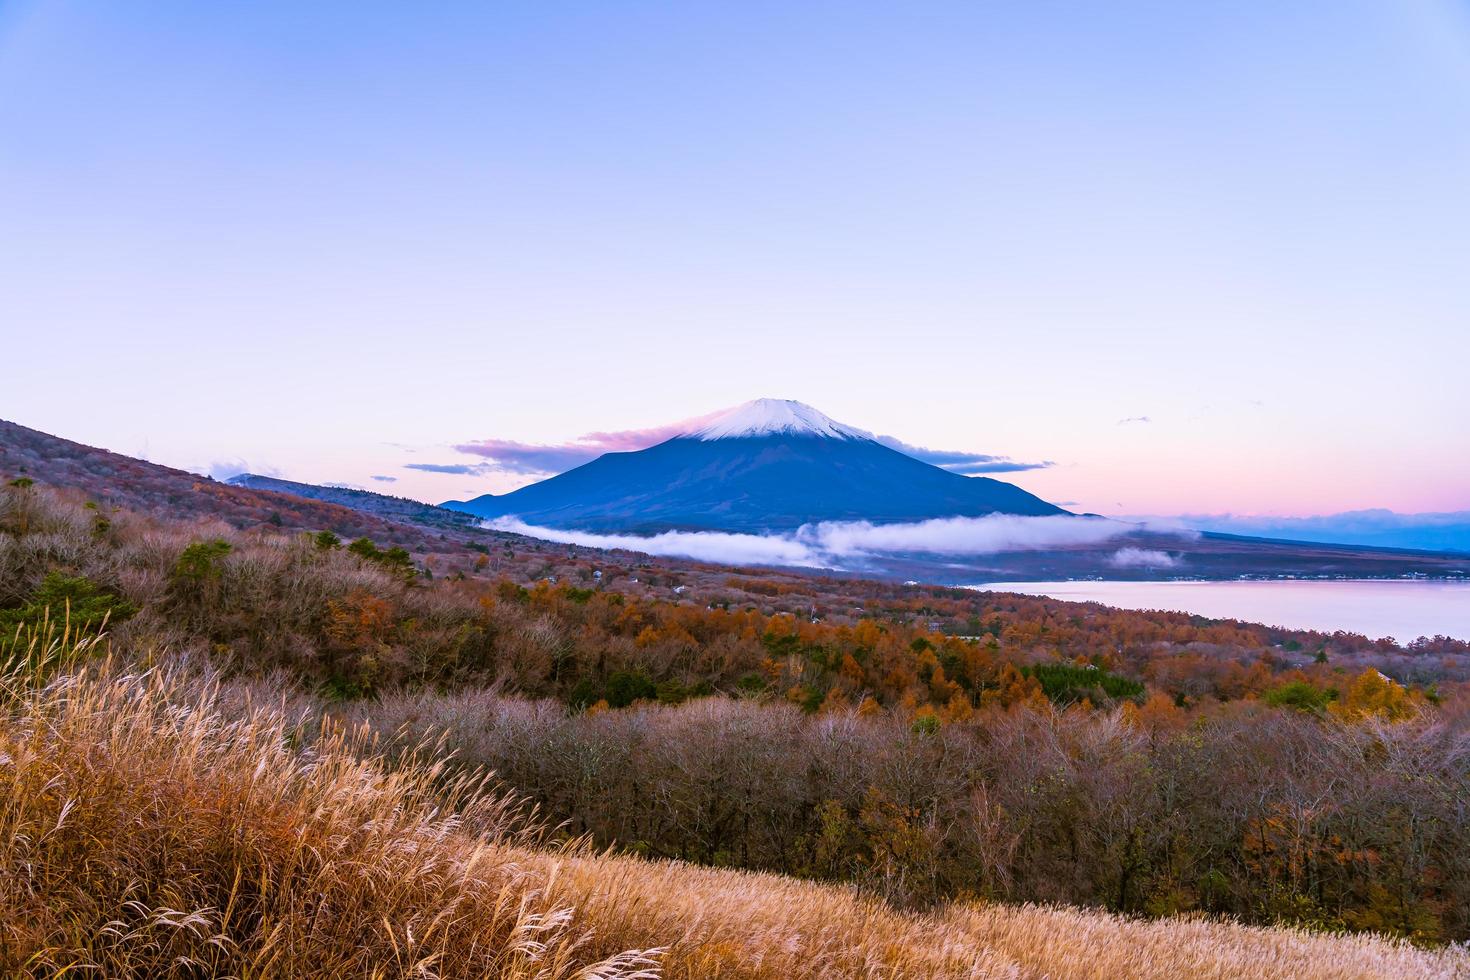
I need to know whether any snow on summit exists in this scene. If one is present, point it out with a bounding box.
[687,399,873,441]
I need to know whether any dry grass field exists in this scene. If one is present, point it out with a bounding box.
[535,852,1470,978]
[1,638,1463,979]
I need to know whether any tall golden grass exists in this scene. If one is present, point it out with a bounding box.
[0,607,110,690]
[1,648,1465,978]
[0,652,659,978]
[531,852,1470,979]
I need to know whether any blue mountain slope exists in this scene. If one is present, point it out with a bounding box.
[442,400,1066,532]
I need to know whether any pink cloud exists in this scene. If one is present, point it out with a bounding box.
[452,411,725,475]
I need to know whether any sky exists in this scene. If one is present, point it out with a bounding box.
[3,0,1469,519]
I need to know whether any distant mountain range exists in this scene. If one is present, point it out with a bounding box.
[3,414,1465,583]
[226,474,480,531]
[441,399,1067,532]
[1160,510,1470,555]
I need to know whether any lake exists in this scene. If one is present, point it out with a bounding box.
[967,579,1470,643]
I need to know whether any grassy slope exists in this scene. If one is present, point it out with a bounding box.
[1,651,1462,979]
[543,852,1470,979]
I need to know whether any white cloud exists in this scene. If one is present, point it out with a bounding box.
[1108,547,1178,569]
[488,514,1128,569]
[872,436,1053,474]
[204,458,281,480]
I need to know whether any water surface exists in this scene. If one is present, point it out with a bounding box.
[969,579,1470,643]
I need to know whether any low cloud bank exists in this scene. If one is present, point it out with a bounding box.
[1129,517,1204,540]
[486,520,816,566]
[802,515,1124,556]
[486,514,1128,569]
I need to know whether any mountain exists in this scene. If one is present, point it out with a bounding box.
[1175,510,1470,555]
[0,418,488,554]
[226,474,480,531]
[442,399,1067,532]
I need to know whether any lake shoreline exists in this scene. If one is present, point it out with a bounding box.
[960,578,1470,644]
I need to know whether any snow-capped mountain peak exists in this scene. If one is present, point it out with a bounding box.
[445,396,1066,530]
[686,399,873,441]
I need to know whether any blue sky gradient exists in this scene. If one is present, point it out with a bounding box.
[2,1,1468,517]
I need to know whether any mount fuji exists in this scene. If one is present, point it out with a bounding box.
[441,399,1067,533]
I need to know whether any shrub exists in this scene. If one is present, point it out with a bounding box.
[736,671,767,694]
[0,572,137,635]
[1023,662,1144,704]
[348,537,417,582]
[568,676,603,709]
[173,539,233,583]
[1265,680,1336,713]
[605,670,656,708]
